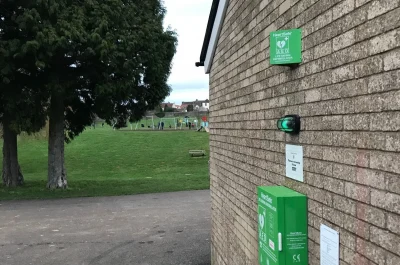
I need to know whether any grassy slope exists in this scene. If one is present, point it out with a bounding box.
[0,128,210,200]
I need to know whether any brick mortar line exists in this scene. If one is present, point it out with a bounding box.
[210,127,400,134]
[209,72,400,108]
[212,154,284,180]
[300,4,400,52]
[211,149,400,201]
[211,20,400,96]
[211,149,358,180]
[212,173,258,197]
[211,199,256,244]
[211,57,398,102]
[211,173,255,201]
[211,110,400,122]
[210,243,228,265]
[209,133,393,151]
[211,171,258,209]
[213,174,400,244]
[211,174,264,214]
[210,201,259,247]
[210,134,400,156]
[210,84,400,112]
[215,0,285,61]
[212,167,263,202]
[218,0,260,38]
[210,137,362,154]
[210,59,400,105]
[215,157,349,202]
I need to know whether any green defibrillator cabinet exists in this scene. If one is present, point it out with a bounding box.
[257,186,308,265]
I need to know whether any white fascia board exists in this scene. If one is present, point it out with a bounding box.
[204,0,229,74]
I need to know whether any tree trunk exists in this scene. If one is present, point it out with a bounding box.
[2,120,24,187]
[47,92,67,189]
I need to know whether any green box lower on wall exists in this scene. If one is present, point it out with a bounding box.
[270,29,302,65]
[257,186,308,265]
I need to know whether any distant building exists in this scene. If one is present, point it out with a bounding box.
[182,99,210,110]
[160,102,176,110]
[174,104,189,112]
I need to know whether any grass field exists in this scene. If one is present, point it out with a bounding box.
[0,128,210,200]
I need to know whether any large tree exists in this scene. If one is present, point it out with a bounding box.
[2,0,177,189]
[0,0,49,187]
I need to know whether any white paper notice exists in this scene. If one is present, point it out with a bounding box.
[320,224,339,265]
[285,145,303,182]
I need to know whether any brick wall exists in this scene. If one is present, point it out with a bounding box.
[208,0,400,264]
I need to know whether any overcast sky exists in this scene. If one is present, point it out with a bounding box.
[163,0,212,104]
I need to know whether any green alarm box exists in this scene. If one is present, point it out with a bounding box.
[257,186,308,265]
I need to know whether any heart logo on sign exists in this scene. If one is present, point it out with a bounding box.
[259,214,265,229]
[277,40,286,49]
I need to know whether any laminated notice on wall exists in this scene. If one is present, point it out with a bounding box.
[320,224,339,265]
[285,145,303,182]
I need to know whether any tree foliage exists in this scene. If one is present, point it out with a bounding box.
[154,105,163,113]
[0,0,50,133]
[0,0,177,188]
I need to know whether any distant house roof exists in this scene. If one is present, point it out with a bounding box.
[182,99,209,106]
[195,0,229,74]
[161,102,175,108]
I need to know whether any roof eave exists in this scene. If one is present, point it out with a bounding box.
[195,0,229,74]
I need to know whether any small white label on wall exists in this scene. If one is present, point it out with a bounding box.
[285,145,303,182]
[320,224,339,265]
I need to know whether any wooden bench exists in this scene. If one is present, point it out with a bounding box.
[189,150,206,157]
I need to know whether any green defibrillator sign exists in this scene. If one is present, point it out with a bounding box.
[258,186,308,265]
[270,29,302,65]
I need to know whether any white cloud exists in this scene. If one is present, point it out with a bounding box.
[163,0,212,104]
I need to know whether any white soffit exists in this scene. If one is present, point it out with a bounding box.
[204,0,229,74]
